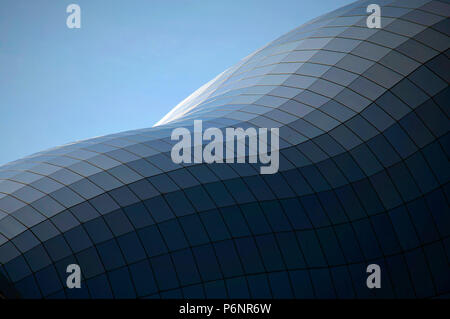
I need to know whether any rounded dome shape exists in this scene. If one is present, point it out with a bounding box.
[0,0,449,298]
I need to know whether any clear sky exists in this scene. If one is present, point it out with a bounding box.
[0,0,354,166]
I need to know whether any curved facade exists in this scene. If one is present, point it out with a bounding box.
[0,0,449,298]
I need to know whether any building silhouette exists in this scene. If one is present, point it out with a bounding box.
[0,0,449,299]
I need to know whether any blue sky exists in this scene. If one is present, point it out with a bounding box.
[0,0,354,165]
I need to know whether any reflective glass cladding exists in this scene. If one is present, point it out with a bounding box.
[0,0,449,299]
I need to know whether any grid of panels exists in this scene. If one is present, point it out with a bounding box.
[0,0,449,299]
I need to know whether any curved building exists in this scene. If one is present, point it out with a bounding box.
[0,0,449,299]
